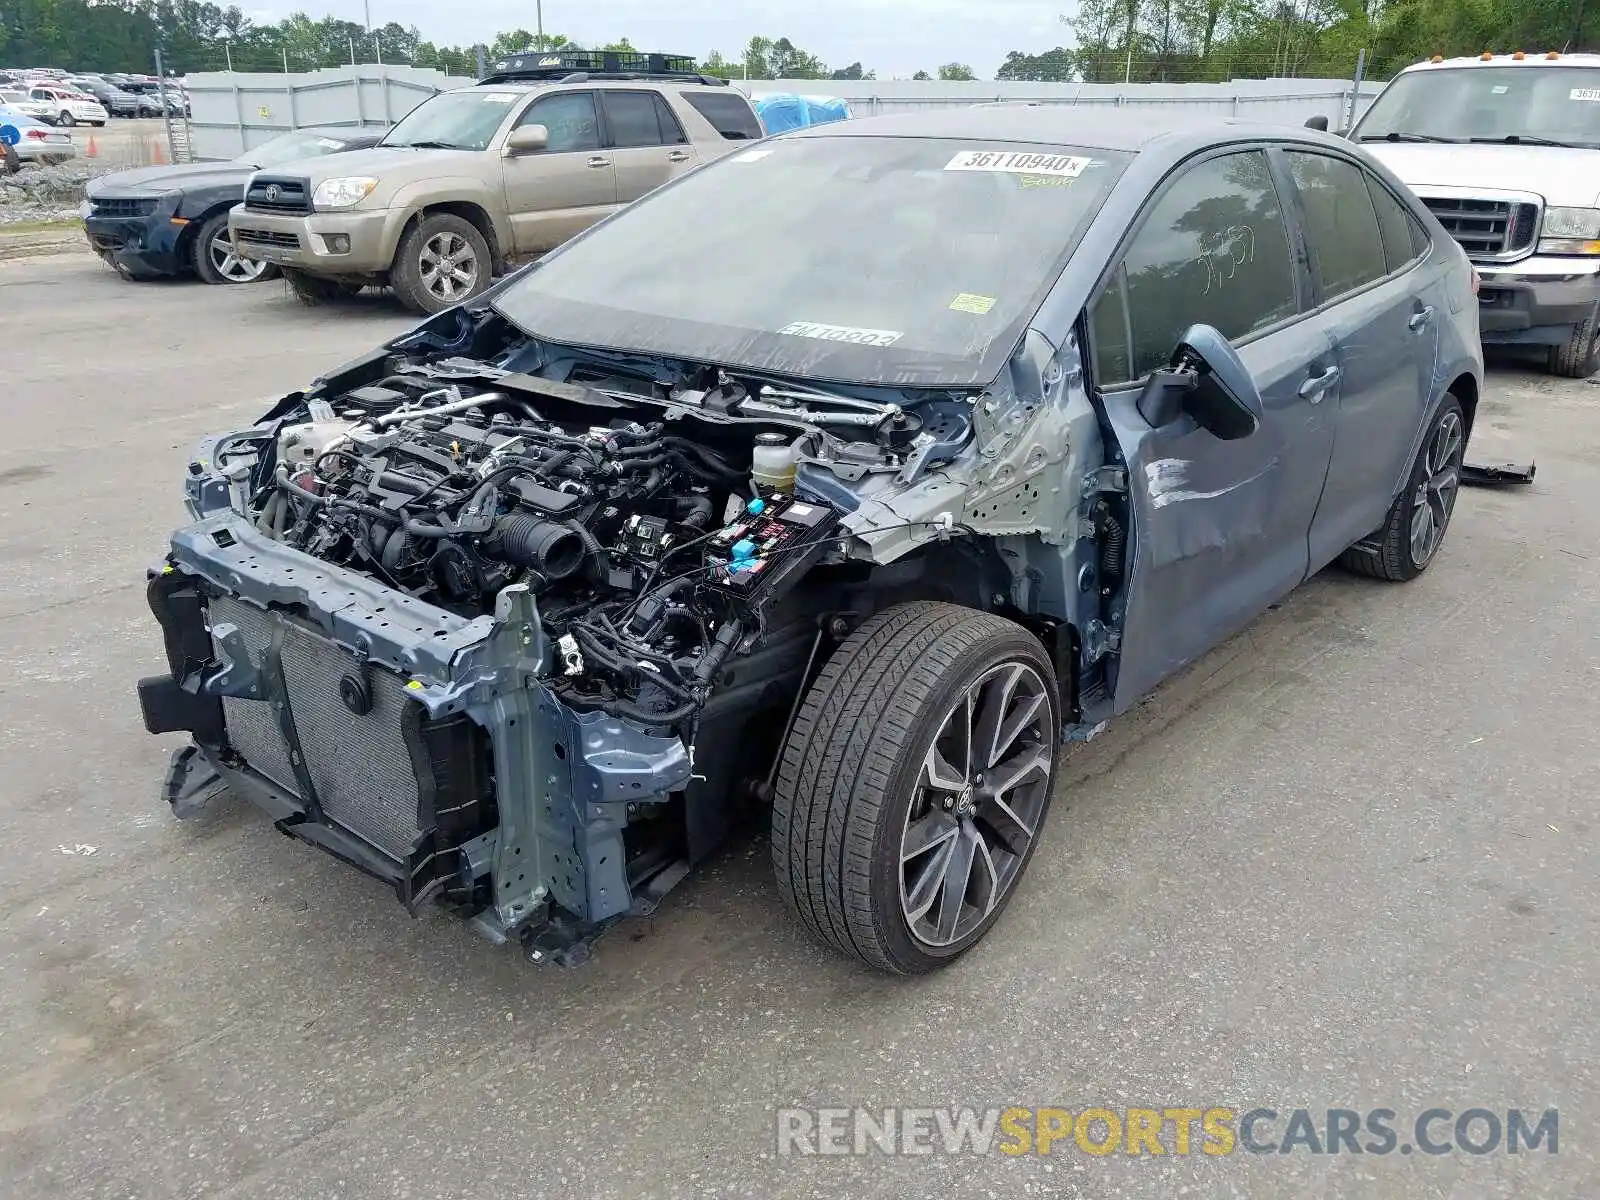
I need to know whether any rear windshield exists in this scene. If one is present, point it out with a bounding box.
[1357,66,1600,147]
[683,91,763,140]
[494,135,1127,388]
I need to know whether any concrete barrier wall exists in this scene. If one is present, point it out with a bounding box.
[184,67,1383,161]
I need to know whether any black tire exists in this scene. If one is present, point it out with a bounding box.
[283,268,360,306]
[772,602,1060,974]
[57,111,74,127]
[1546,308,1600,377]
[1338,395,1466,582]
[390,212,491,314]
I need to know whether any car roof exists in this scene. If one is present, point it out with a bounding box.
[788,106,1336,157]
[1398,52,1600,74]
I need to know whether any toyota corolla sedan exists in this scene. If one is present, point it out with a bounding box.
[139,109,1481,973]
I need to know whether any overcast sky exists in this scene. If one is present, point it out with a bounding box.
[248,0,1074,80]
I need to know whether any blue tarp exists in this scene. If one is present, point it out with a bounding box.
[753,93,852,134]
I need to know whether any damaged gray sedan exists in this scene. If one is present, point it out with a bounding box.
[138,109,1483,972]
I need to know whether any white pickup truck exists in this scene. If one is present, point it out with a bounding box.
[1351,52,1600,376]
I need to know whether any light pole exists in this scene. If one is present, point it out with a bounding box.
[537,0,544,43]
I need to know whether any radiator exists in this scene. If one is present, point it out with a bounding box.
[211,595,423,860]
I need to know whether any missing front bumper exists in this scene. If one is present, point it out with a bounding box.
[139,512,695,947]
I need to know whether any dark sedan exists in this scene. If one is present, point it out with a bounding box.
[83,127,385,284]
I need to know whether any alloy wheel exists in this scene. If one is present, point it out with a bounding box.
[418,231,479,303]
[58,111,74,127]
[899,661,1053,947]
[209,233,269,283]
[1409,409,1463,567]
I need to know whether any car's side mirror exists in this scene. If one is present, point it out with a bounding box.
[1135,324,1263,441]
[1304,114,1330,131]
[502,124,549,157]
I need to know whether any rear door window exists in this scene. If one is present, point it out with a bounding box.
[1285,151,1388,299]
[1089,149,1299,385]
[602,91,666,148]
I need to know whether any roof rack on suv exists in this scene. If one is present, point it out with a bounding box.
[478,49,729,87]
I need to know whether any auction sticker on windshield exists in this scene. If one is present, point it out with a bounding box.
[945,150,1092,177]
[778,321,903,347]
[1571,88,1600,101]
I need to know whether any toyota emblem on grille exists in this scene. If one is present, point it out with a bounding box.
[264,184,280,202]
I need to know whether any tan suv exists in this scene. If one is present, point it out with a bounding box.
[226,51,762,313]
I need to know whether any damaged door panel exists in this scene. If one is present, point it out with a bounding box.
[1087,147,1337,710]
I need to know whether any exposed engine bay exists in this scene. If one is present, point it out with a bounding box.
[243,365,931,729]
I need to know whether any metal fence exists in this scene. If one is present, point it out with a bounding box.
[183,67,1384,161]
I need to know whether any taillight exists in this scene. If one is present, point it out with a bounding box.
[1471,269,1482,295]
[25,129,46,140]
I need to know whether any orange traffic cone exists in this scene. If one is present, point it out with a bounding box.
[151,138,166,164]
[85,133,98,158]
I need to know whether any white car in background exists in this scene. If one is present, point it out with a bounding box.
[0,87,52,122]
[25,83,107,127]
[0,106,80,164]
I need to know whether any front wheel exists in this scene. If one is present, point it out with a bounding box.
[390,213,491,314]
[192,212,275,284]
[772,602,1060,974]
[1339,396,1466,582]
[1547,309,1600,378]
[57,111,74,127]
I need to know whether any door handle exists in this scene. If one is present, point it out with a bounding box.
[666,150,691,162]
[586,156,611,169]
[1408,305,1434,331]
[1298,365,1341,401]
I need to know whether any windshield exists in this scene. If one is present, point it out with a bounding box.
[494,136,1128,387]
[1356,66,1600,147]
[380,89,521,151]
[239,130,352,167]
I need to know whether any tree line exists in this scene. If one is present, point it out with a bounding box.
[1,0,1592,82]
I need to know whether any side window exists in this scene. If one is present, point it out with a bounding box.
[1286,151,1387,298]
[602,91,666,149]
[1089,150,1298,386]
[518,92,600,154]
[1408,208,1433,259]
[652,94,689,144]
[683,92,763,140]
[1366,175,1420,274]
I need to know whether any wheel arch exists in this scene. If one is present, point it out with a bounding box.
[403,201,502,270]
[1447,371,1479,441]
[174,199,237,260]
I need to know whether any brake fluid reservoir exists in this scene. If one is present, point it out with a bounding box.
[751,432,798,492]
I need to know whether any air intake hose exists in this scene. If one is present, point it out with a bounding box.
[484,514,587,579]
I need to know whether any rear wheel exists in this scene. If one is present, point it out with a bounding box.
[1338,396,1465,582]
[772,602,1060,974]
[391,213,491,314]
[191,212,274,285]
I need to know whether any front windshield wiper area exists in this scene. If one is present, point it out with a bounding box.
[385,140,470,150]
[1468,134,1595,149]
[1358,132,1462,144]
